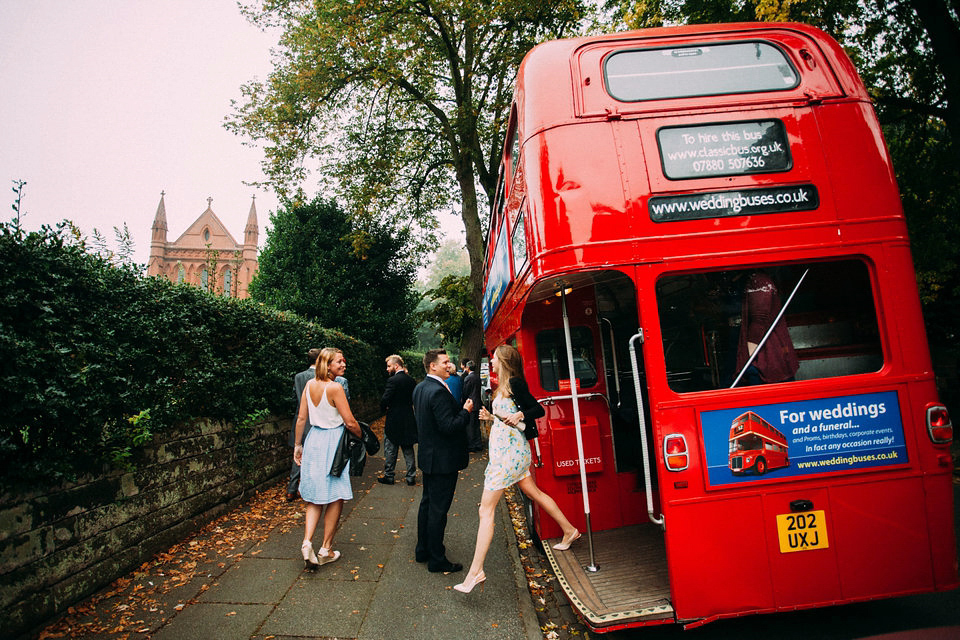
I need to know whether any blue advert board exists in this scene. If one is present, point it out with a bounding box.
[700,391,907,487]
[482,223,511,329]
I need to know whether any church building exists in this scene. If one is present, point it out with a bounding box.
[147,192,259,298]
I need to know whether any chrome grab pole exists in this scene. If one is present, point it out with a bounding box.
[559,285,599,571]
[629,331,663,527]
[601,318,622,408]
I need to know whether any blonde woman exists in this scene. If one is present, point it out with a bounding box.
[454,344,580,594]
[294,347,362,569]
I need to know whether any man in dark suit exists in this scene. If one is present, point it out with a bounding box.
[288,348,321,501]
[413,349,474,573]
[461,360,484,452]
[378,354,418,486]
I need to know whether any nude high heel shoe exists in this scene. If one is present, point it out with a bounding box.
[453,570,486,594]
[552,529,581,551]
[317,547,341,565]
[301,541,319,569]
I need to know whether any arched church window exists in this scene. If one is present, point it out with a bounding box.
[204,228,210,242]
[223,269,232,297]
[177,263,185,283]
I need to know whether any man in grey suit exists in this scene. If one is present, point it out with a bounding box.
[288,348,349,501]
[413,349,473,573]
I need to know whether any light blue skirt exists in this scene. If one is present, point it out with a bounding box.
[299,424,353,505]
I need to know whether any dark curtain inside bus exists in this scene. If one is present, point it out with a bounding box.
[655,260,882,393]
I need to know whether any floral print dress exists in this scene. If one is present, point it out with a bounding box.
[483,394,531,491]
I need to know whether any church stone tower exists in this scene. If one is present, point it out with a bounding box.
[146,193,259,298]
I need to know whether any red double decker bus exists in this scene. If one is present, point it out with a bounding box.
[482,22,956,631]
[729,411,789,475]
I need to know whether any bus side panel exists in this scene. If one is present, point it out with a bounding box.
[830,477,935,598]
[816,102,904,227]
[529,123,636,273]
[667,497,776,620]
[924,474,960,590]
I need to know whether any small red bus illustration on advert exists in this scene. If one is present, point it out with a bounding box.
[728,411,790,475]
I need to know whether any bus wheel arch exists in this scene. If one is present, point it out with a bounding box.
[755,457,767,475]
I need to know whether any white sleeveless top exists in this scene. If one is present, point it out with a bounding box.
[306,381,344,429]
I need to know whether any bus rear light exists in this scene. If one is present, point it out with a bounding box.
[927,405,953,443]
[664,434,689,471]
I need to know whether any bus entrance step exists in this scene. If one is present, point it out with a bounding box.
[542,523,674,629]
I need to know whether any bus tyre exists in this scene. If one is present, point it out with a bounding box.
[755,457,767,475]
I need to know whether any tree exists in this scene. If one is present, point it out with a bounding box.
[229,0,588,360]
[250,196,420,354]
[418,274,481,359]
[414,239,472,352]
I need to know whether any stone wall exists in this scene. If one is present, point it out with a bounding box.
[0,415,289,639]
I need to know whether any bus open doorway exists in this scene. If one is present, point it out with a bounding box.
[517,271,675,629]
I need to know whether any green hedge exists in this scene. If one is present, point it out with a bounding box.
[0,222,381,488]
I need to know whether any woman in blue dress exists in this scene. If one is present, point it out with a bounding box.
[294,347,362,569]
[454,344,580,594]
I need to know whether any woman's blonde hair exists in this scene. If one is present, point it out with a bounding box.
[315,347,343,381]
[493,344,524,398]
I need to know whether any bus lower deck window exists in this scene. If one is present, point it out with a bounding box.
[655,260,882,392]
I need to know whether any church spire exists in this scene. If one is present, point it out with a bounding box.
[244,195,259,249]
[152,191,168,238]
[148,191,168,277]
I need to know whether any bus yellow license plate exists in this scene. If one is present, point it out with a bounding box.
[776,510,829,553]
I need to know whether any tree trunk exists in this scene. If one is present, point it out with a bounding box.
[453,138,488,362]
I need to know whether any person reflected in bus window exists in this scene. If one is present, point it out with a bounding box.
[735,271,799,385]
[454,344,580,594]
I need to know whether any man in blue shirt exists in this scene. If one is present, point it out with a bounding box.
[443,360,462,402]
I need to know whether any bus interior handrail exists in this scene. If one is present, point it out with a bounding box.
[630,330,664,528]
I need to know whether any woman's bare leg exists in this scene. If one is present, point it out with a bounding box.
[304,502,322,544]
[320,499,343,550]
[516,475,577,537]
[464,488,504,579]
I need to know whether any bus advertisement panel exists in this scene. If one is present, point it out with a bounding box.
[701,391,907,486]
[482,221,510,329]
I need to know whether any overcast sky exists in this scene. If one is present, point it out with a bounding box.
[1,1,287,264]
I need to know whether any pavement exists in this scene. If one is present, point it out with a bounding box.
[35,450,583,640]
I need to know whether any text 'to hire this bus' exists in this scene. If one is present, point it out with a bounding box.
[482,22,957,631]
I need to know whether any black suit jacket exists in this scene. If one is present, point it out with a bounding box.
[413,376,471,474]
[461,370,481,416]
[381,370,418,446]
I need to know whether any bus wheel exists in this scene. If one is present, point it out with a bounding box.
[521,491,544,553]
[755,457,767,475]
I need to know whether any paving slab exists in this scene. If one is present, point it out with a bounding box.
[152,602,275,640]
[199,557,300,604]
[262,579,377,638]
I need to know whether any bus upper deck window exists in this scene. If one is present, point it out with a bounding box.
[605,41,799,102]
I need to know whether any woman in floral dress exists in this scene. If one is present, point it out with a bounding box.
[454,344,580,594]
